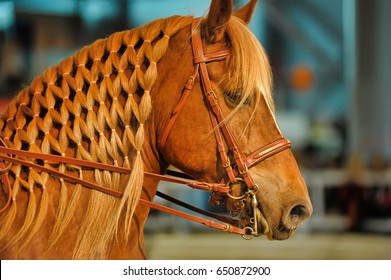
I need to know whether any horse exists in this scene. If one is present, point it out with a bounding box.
[0,0,312,259]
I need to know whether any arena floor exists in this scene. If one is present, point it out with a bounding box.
[145,231,390,260]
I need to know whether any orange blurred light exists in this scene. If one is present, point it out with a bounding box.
[289,64,314,92]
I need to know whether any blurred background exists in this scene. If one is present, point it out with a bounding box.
[0,0,390,259]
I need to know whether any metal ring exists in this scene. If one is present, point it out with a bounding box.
[226,192,247,200]
[248,184,259,196]
[226,178,247,200]
[241,226,255,240]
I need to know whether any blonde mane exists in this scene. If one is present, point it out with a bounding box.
[221,16,274,118]
[0,13,274,259]
[0,15,193,259]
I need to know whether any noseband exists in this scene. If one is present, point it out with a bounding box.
[0,18,291,238]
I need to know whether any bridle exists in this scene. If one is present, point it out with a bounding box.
[0,18,291,239]
[158,19,291,237]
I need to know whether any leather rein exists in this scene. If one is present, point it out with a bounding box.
[0,19,291,238]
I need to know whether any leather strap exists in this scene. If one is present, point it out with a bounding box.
[190,19,255,188]
[139,198,246,235]
[0,161,11,213]
[0,138,12,213]
[0,144,249,233]
[0,152,124,198]
[246,138,291,169]
[159,65,199,151]
[158,49,229,151]
[0,146,229,194]
[155,190,239,225]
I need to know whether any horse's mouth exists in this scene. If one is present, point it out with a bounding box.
[225,184,297,240]
[249,206,298,240]
[232,200,274,239]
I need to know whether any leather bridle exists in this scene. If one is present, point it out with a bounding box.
[158,19,292,236]
[0,18,291,238]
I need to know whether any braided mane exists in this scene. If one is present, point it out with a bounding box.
[0,15,193,259]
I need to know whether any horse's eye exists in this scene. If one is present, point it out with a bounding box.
[226,92,242,105]
[226,93,251,106]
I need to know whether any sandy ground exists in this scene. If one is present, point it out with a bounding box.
[145,231,391,260]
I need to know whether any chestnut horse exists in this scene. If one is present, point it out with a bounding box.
[0,0,312,259]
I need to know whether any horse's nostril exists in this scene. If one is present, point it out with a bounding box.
[290,205,306,217]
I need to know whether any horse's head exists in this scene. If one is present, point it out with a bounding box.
[154,0,312,240]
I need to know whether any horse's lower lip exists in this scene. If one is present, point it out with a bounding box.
[256,210,295,240]
[269,221,296,240]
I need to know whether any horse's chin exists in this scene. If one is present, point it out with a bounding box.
[268,221,297,240]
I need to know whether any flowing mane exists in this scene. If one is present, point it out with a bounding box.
[222,16,274,114]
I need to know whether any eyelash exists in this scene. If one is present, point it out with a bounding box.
[226,93,251,106]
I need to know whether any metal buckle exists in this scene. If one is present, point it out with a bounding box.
[206,91,217,99]
[238,163,248,175]
[222,158,231,168]
[189,75,195,86]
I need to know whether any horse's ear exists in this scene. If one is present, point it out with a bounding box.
[234,0,258,24]
[206,0,233,43]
